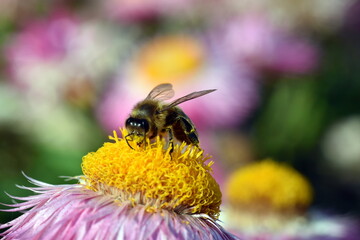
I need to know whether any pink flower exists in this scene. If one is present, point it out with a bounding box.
[210,15,320,75]
[1,176,237,240]
[1,133,238,239]
[5,11,130,101]
[2,11,134,151]
[96,34,259,133]
[102,0,197,22]
[224,0,356,32]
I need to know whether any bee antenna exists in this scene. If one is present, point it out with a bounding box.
[125,132,135,150]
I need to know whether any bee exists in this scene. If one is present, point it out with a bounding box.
[125,83,216,151]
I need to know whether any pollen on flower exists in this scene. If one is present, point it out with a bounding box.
[226,159,313,212]
[81,129,221,219]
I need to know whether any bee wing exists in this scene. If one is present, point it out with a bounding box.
[161,89,216,111]
[145,83,175,101]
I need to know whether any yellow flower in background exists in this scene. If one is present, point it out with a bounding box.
[222,159,314,238]
[136,35,204,84]
[221,159,359,239]
[126,34,208,91]
[226,159,313,212]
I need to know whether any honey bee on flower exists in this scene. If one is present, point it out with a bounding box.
[125,83,216,151]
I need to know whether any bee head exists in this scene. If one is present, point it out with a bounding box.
[125,117,150,137]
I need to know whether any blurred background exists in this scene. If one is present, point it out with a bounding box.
[0,0,359,235]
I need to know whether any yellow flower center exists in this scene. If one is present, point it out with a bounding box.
[226,159,313,212]
[136,35,204,84]
[81,130,221,219]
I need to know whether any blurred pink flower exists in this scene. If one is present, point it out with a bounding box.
[210,15,320,75]
[101,0,197,22]
[3,11,134,151]
[5,11,131,102]
[97,34,259,133]
[224,0,356,32]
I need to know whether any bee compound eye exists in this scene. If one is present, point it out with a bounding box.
[125,118,131,127]
[141,120,149,133]
[125,117,136,128]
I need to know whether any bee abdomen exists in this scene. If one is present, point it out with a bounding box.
[172,116,199,145]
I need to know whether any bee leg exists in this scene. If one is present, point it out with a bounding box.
[195,144,203,155]
[141,135,148,149]
[166,128,174,154]
[125,133,135,150]
[142,137,147,148]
